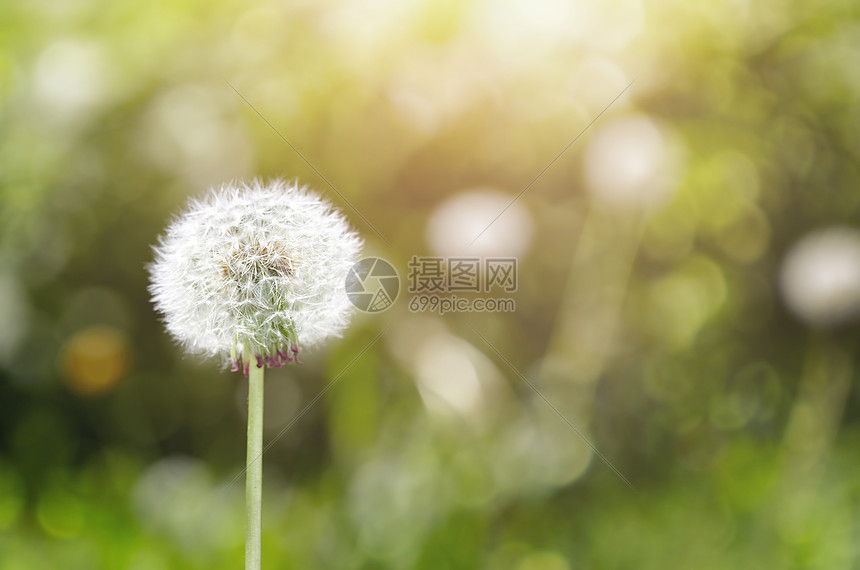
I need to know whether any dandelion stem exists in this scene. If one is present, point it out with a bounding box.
[245,357,264,570]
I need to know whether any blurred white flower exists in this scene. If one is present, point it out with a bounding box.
[149,180,363,372]
[779,226,860,327]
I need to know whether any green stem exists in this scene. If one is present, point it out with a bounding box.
[245,358,264,570]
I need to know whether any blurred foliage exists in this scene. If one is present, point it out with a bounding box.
[2,0,860,568]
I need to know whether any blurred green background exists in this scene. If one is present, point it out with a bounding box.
[2,0,860,568]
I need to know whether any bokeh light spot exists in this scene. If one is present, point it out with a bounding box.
[0,467,25,531]
[61,325,130,396]
[648,255,726,350]
[33,38,113,123]
[415,334,485,419]
[515,551,570,570]
[426,189,533,257]
[132,456,240,553]
[0,271,28,366]
[713,201,771,264]
[137,83,252,187]
[36,488,85,538]
[584,115,682,209]
[779,226,860,327]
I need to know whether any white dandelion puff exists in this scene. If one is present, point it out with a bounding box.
[148,179,363,373]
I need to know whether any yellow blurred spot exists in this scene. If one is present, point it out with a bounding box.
[0,50,19,100]
[36,489,84,538]
[0,468,24,531]
[642,197,696,263]
[416,0,466,43]
[516,551,570,570]
[61,325,129,396]
[648,255,726,350]
[713,201,770,264]
[230,8,282,60]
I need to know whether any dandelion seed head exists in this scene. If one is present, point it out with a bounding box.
[148,179,363,370]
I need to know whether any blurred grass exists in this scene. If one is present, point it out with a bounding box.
[2,0,860,568]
